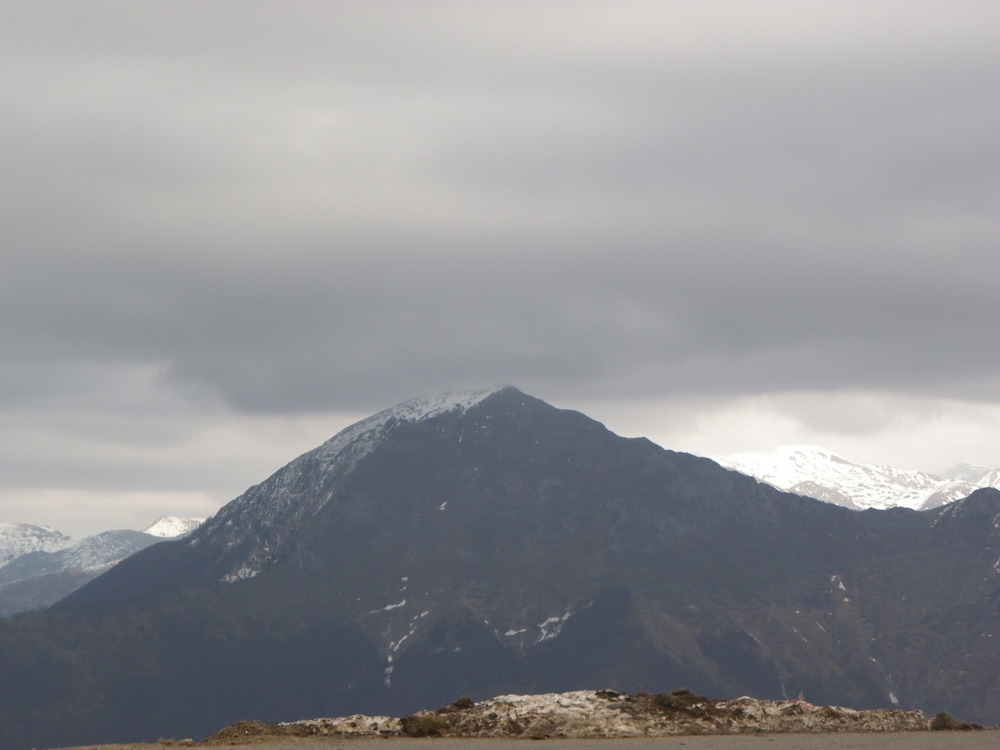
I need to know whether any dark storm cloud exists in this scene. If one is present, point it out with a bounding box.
[3,1,1000,416]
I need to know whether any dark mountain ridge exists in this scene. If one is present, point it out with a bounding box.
[3,387,1000,749]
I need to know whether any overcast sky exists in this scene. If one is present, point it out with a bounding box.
[3,1,1000,536]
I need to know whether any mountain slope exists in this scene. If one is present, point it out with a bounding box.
[3,387,1000,749]
[0,518,204,617]
[0,523,72,567]
[720,444,1000,511]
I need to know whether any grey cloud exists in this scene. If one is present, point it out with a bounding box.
[5,234,998,416]
[3,1,1000,418]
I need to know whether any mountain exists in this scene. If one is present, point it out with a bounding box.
[0,517,204,617]
[720,445,1000,511]
[0,522,72,566]
[2,387,1000,750]
[940,463,1000,490]
[143,516,206,538]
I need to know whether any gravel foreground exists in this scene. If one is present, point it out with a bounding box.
[48,735,1000,750]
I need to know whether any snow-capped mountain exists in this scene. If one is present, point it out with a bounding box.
[0,523,72,567]
[0,516,205,616]
[719,445,1000,511]
[8,387,1000,748]
[0,530,163,584]
[196,386,505,584]
[940,463,1000,488]
[142,516,204,538]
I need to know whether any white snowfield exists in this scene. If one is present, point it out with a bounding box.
[721,445,1000,512]
[0,522,72,567]
[142,516,205,538]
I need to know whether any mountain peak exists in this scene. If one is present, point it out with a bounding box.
[367,386,511,425]
[721,445,1000,512]
[27,390,1000,744]
[310,386,511,466]
[142,516,205,538]
[190,386,523,583]
[0,522,73,567]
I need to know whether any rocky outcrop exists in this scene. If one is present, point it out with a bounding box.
[206,690,937,742]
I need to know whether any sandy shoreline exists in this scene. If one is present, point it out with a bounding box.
[52,733,1000,750]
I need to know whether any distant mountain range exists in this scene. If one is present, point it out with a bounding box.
[719,445,1000,511]
[1,388,999,750]
[0,516,203,616]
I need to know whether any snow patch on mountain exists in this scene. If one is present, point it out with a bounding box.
[720,445,1000,511]
[536,611,573,643]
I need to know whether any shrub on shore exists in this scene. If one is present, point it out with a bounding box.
[930,711,983,731]
[400,712,449,737]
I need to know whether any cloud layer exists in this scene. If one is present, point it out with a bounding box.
[3,2,999,533]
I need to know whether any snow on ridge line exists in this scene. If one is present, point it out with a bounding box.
[205,387,510,583]
[375,387,508,424]
[342,386,506,437]
[0,521,64,535]
[142,516,205,538]
[310,386,507,466]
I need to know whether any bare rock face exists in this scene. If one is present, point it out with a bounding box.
[272,690,932,740]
